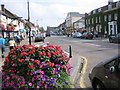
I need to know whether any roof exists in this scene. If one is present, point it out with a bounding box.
[67,12,84,17]
[0,10,10,17]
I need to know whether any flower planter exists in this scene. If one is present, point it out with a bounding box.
[2,44,71,89]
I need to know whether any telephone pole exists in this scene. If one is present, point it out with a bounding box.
[27,0,31,45]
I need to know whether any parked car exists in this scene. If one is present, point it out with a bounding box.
[72,32,82,38]
[46,33,51,37]
[34,34,44,42]
[89,55,120,90]
[81,32,93,39]
[109,33,120,43]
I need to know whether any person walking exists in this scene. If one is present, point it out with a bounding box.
[14,34,20,45]
[0,35,6,58]
[9,37,16,51]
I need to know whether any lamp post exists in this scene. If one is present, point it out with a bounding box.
[27,0,31,45]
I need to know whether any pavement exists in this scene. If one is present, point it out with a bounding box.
[0,37,83,88]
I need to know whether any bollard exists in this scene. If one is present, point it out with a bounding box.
[69,45,72,58]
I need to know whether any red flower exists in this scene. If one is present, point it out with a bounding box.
[61,65,65,69]
[41,81,44,85]
[34,60,39,65]
[47,52,51,58]
[26,72,29,75]
[18,59,23,63]
[56,51,60,55]
[5,57,9,62]
[55,46,61,51]
[40,46,43,50]
[48,62,54,67]
[48,62,52,67]
[52,51,57,56]
[51,63,54,67]
[28,64,34,69]
[39,52,43,56]
[43,52,46,56]
[20,52,25,57]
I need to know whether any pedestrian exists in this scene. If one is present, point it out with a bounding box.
[9,37,16,51]
[0,35,6,58]
[14,34,20,45]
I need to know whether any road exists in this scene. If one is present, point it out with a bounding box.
[44,35,119,88]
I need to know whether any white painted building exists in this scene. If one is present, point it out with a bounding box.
[73,17,85,32]
[66,12,85,28]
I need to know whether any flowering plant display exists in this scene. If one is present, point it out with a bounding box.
[2,44,71,89]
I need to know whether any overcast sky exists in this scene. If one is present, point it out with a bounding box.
[1,0,118,30]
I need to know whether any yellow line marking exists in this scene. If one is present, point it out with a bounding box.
[79,56,88,88]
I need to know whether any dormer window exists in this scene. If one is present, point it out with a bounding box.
[93,10,96,14]
[98,8,102,12]
[108,4,112,9]
[116,2,120,8]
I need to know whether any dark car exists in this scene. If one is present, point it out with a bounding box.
[81,32,93,39]
[89,55,120,90]
[109,33,120,43]
[34,34,44,42]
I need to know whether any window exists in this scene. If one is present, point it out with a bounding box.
[92,18,94,24]
[93,10,96,14]
[96,17,98,23]
[104,15,107,21]
[114,13,117,20]
[104,60,116,69]
[116,2,120,7]
[108,4,112,9]
[98,8,102,12]
[104,57,120,71]
[89,19,90,24]
[108,14,111,21]
[99,16,101,23]
[86,20,88,25]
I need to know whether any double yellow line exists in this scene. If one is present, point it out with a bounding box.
[79,56,88,88]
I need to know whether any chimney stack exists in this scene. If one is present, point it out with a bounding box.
[1,4,5,12]
[108,0,113,5]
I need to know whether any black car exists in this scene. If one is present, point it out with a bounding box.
[89,55,120,90]
[109,33,120,43]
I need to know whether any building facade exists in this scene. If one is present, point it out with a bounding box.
[73,17,85,33]
[85,0,120,37]
[65,12,84,35]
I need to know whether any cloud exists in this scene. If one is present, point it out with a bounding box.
[1,0,119,29]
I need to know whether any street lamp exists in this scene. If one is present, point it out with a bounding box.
[27,0,31,45]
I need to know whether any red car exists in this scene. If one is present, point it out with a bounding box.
[81,32,93,39]
[34,34,44,42]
